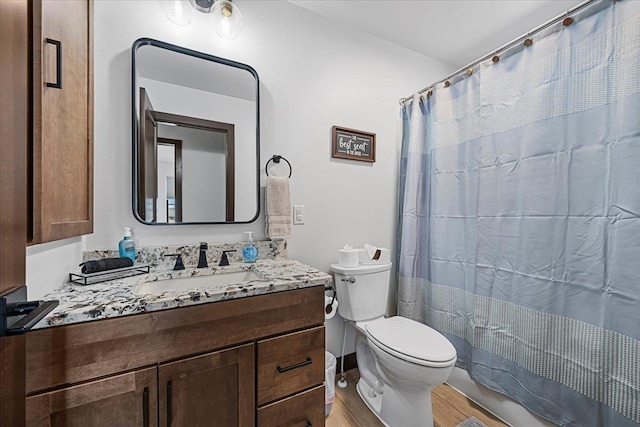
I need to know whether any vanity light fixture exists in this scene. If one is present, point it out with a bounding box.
[164,0,244,40]
[211,0,243,40]
[164,0,194,26]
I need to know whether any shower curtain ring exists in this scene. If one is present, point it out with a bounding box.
[524,32,533,47]
[563,10,574,26]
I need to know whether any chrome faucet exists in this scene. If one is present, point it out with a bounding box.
[197,242,208,268]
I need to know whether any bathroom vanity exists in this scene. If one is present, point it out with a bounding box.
[25,257,331,427]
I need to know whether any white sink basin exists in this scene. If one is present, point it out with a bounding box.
[137,270,261,295]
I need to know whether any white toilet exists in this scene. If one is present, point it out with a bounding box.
[331,262,457,427]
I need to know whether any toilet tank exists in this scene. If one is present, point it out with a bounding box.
[330,263,392,321]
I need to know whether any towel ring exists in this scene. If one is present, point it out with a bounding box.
[265,155,292,178]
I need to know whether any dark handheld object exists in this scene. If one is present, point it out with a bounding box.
[1,286,59,336]
[265,155,292,178]
[164,253,185,270]
[79,257,134,274]
[326,284,337,315]
[218,250,236,266]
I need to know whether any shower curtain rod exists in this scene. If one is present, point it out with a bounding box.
[399,0,602,106]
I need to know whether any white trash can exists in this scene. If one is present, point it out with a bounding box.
[325,351,337,416]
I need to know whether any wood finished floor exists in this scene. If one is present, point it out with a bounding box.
[325,369,509,427]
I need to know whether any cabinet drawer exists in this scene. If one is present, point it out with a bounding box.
[257,385,324,427]
[257,326,324,405]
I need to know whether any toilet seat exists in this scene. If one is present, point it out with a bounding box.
[365,317,457,368]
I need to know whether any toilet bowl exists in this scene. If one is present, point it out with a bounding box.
[331,262,457,427]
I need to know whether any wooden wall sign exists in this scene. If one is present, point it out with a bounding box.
[331,126,376,163]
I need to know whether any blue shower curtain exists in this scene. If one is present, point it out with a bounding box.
[397,2,640,426]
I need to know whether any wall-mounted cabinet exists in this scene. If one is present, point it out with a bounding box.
[30,0,93,244]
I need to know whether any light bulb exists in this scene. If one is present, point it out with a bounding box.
[165,0,194,26]
[212,0,243,39]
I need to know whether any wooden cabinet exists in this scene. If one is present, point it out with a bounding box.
[256,326,325,426]
[159,344,255,427]
[30,0,93,244]
[257,385,325,427]
[25,346,255,427]
[26,367,156,427]
[257,326,325,406]
[0,0,29,421]
[25,287,325,427]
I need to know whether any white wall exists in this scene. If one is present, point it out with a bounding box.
[156,155,174,222]
[26,0,452,374]
[139,77,257,220]
[21,1,559,424]
[26,238,84,299]
[157,124,227,221]
[179,128,225,221]
[27,0,452,321]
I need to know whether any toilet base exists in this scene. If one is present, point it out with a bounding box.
[357,375,436,427]
[356,379,390,427]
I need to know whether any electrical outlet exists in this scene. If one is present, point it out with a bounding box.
[293,205,305,225]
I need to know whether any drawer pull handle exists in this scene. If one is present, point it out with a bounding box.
[142,387,149,427]
[305,422,313,427]
[277,357,312,373]
[45,38,62,89]
[167,380,173,427]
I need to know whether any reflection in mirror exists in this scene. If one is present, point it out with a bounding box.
[132,38,260,224]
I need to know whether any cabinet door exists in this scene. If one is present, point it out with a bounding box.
[159,343,255,427]
[31,0,93,243]
[25,366,157,427]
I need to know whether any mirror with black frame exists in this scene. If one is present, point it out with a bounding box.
[132,38,260,224]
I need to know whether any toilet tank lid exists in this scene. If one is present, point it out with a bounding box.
[330,263,391,275]
[365,316,457,363]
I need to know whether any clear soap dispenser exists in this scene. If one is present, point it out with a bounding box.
[242,231,258,263]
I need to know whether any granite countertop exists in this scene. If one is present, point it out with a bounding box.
[35,259,333,329]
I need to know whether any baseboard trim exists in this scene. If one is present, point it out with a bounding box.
[334,352,357,375]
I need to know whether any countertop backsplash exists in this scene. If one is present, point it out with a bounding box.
[82,240,288,271]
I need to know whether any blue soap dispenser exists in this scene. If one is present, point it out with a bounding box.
[118,227,136,263]
[242,231,258,263]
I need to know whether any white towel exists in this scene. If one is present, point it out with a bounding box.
[266,176,291,239]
